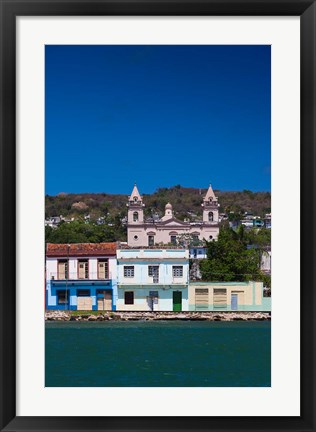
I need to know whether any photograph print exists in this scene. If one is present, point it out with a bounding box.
[45,45,271,387]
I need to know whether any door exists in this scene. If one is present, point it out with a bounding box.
[98,260,108,279]
[148,291,158,311]
[231,293,238,310]
[97,290,112,311]
[149,266,159,283]
[58,260,68,280]
[77,297,92,310]
[104,290,112,310]
[78,260,88,279]
[173,291,182,312]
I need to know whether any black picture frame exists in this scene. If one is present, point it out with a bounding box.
[0,1,315,431]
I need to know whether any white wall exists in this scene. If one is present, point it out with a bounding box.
[46,256,117,280]
[116,287,189,311]
[117,249,189,286]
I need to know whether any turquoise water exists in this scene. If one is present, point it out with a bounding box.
[45,321,271,387]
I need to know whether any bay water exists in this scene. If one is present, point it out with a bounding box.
[45,320,270,387]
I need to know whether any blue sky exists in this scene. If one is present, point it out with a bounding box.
[45,45,271,196]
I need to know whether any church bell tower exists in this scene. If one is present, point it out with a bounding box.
[127,184,144,224]
[202,184,219,223]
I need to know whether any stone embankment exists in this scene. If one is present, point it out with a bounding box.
[45,311,271,322]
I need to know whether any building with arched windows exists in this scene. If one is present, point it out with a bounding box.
[127,184,220,247]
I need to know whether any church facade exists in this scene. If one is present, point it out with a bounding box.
[127,184,220,247]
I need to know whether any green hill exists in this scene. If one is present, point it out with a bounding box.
[45,186,271,221]
[45,185,271,220]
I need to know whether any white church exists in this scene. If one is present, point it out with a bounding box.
[126,184,220,247]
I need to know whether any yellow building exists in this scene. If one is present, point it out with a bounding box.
[189,281,271,311]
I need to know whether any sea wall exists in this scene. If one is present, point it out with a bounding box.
[45,310,271,322]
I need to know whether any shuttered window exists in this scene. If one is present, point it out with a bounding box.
[78,260,88,279]
[213,288,227,308]
[58,260,68,280]
[98,259,109,279]
[195,288,209,308]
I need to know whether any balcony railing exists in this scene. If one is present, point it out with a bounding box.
[48,271,112,281]
[118,276,188,285]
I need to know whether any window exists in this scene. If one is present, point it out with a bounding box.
[98,259,109,279]
[78,259,88,279]
[170,235,177,245]
[58,259,68,280]
[133,211,138,222]
[125,291,134,304]
[208,211,214,222]
[192,234,199,242]
[134,235,138,240]
[148,235,154,246]
[57,290,68,305]
[148,265,159,276]
[195,288,209,309]
[213,288,227,308]
[77,289,91,297]
[124,266,134,277]
[148,265,159,283]
[173,266,183,277]
[133,196,138,202]
[209,235,213,240]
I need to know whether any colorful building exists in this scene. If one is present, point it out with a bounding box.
[126,184,220,247]
[116,247,189,311]
[189,281,271,311]
[45,242,117,311]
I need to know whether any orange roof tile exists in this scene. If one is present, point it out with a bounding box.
[46,242,117,257]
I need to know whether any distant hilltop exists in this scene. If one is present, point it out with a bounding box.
[45,186,271,222]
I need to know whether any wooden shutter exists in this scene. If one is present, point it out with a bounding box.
[58,261,66,279]
[78,261,87,279]
[98,261,105,278]
[195,288,209,308]
[213,288,227,307]
[98,260,108,279]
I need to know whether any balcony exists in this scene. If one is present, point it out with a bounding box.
[48,271,112,281]
[118,276,188,286]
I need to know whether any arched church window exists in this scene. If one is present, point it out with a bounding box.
[133,212,139,222]
[209,197,213,202]
[133,196,138,202]
[208,212,214,222]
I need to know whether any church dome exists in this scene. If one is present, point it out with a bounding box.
[165,202,172,210]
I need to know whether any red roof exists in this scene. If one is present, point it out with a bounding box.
[46,242,117,257]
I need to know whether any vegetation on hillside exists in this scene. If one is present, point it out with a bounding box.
[45,217,127,244]
[45,186,271,221]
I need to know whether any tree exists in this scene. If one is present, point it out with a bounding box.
[176,233,204,248]
[200,226,264,282]
[45,220,126,244]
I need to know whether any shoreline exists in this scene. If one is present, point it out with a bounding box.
[45,310,271,322]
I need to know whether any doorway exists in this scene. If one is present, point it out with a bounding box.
[173,291,182,311]
[231,293,238,310]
